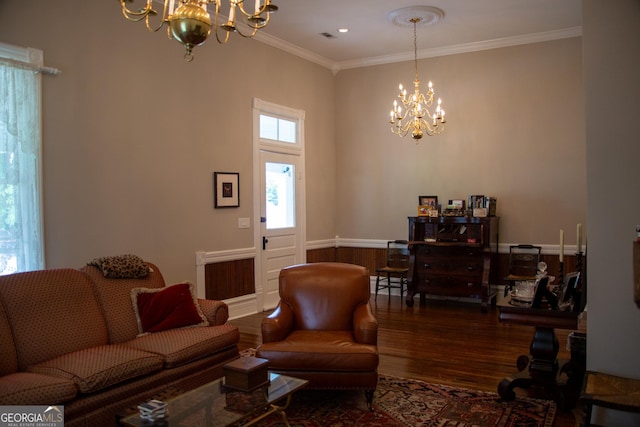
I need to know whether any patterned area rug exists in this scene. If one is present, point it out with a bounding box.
[254,373,556,427]
[240,349,556,426]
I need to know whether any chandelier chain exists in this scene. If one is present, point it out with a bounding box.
[413,18,419,83]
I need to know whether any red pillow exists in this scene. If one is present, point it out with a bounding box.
[131,283,209,334]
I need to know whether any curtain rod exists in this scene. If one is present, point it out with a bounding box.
[0,56,61,76]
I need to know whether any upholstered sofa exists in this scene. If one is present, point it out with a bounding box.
[0,259,240,427]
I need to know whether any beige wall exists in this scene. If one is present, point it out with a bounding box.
[583,0,640,425]
[0,4,587,276]
[0,0,336,284]
[335,38,586,244]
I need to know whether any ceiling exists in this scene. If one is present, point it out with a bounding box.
[252,0,582,72]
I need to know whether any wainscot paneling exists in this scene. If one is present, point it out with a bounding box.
[309,246,586,289]
[306,246,386,276]
[305,247,337,263]
[205,258,254,300]
[196,243,585,315]
[335,247,386,275]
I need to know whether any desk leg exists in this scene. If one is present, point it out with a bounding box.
[405,290,416,307]
[529,326,559,376]
[498,326,562,403]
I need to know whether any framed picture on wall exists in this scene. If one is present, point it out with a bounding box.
[214,172,239,208]
[418,196,438,210]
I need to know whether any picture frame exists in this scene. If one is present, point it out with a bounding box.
[418,196,438,211]
[448,199,465,210]
[418,206,430,216]
[214,172,239,208]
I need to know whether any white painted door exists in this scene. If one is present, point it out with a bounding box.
[259,150,303,309]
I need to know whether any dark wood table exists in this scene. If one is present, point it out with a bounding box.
[497,296,585,409]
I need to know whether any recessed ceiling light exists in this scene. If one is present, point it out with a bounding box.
[338,28,349,33]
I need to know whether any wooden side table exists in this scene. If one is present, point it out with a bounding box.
[497,297,585,409]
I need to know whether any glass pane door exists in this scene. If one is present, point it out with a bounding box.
[265,162,295,230]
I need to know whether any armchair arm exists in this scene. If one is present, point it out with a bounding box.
[353,303,378,345]
[197,298,229,326]
[261,303,294,343]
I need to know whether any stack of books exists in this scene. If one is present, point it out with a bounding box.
[138,399,167,422]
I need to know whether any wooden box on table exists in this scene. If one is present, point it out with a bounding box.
[223,357,269,392]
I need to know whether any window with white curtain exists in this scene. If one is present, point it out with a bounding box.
[0,43,45,274]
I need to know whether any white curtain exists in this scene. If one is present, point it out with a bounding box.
[0,58,44,274]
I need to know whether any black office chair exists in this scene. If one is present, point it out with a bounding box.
[375,240,410,300]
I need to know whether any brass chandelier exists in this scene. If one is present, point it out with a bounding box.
[389,16,446,140]
[120,0,277,61]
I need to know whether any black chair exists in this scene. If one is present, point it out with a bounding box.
[375,240,410,300]
[504,244,542,296]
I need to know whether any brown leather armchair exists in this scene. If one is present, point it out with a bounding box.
[256,262,379,409]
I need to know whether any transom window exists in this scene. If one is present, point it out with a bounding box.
[259,114,297,144]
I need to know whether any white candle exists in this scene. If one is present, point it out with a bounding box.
[559,229,564,262]
[577,223,582,253]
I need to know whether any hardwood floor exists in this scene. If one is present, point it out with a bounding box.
[229,296,584,426]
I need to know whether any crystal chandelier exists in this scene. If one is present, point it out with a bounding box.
[389,17,446,140]
[119,0,277,61]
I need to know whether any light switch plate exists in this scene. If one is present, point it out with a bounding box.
[238,217,250,229]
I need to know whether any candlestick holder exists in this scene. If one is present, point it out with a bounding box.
[557,261,564,287]
[575,252,583,277]
[574,251,585,313]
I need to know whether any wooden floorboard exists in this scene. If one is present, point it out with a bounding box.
[229,295,584,426]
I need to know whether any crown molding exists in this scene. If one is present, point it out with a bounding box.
[255,26,583,74]
[252,30,335,70]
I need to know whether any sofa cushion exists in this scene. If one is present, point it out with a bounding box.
[27,345,164,394]
[256,330,379,372]
[0,269,109,370]
[123,323,240,368]
[131,282,208,334]
[0,372,77,405]
[81,262,166,344]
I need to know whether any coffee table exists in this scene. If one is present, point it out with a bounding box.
[118,372,308,427]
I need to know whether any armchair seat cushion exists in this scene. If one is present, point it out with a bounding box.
[257,330,378,372]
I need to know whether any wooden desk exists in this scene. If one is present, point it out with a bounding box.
[497,297,585,409]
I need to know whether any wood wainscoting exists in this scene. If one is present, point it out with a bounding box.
[204,258,254,300]
[201,246,585,317]
[307,246,585,289]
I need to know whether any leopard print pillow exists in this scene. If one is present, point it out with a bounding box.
[88,254,150,278]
